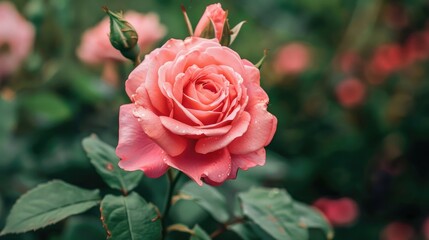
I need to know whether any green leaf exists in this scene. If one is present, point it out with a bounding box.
[178,182,230,223]
[229,21,246,45]
[82,134,143,194]
[190,225,211,240]
[20,92,72,126]
[238,188,308,240]
[0,180,100,236]
[254,50,268,70]
[199,20,216,39]
[294,202,334,240]
[100,193,162,240]
[61,216,105,240]
[229,223,262,240]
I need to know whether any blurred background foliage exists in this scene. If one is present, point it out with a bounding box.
[1,0,429,239]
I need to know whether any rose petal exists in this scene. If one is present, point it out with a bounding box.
[160,116,232,137]
[228,103,277,154]
[228,148,266,179]
[242,60,260,85]
[133,106,187,156]
[204,47,246,76]
[195,111,251,154]
[125,59,149,98]
[116,104,169,178]
[165,143,232,186]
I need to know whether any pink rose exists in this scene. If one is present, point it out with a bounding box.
[335,78,366,108]
[0,2,34,79]
[273,42,311,75]
[368,43,403,79]
[313,197,359,226]
[381,222,415,240]
[116,37,277,185]
[77,11,166,65]
[194,3,227,42]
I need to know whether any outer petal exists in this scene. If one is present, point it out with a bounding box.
[195,111,251,154]
[228,148,266,179]
[116,104,169,178]
[242,59,260,85]
[125,60,149,98]
[165,143,232,186]
[228,103,277,154]
[133,106,188,156]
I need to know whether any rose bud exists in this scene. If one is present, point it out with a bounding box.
[103,7,140,62]
[0,2,35,80]
[313,197,359,226]
[335,78,366,108]
[77,11,166,65]
[116,37,277,186]
[193,3,245,46]
[273,42,311,76]
[381,222,415,240]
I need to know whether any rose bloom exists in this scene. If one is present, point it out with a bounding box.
[335,78,366,108]
[381,222,415,240]
[77,11,166,65]
[193,3,227,42]
[313,197,359,226]
[0,2,34,79]
[116,37,277,185]
[273,42,311,75]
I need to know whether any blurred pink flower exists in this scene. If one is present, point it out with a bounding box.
[116,37,277,186]
[369,43,403,78]
[335,78,366,108]
[313,197,359,226]
[194,3,227,42]
[423,218,429,240]
[381,222,415,240]
[77,11,166,65]
[273,42,311,75]
[0,2,34,79]
[403,32,429,64]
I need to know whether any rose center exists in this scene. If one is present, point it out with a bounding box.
[199,81,218,93]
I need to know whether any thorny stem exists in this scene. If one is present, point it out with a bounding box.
[162,169,182,239]
[210,216,246,239]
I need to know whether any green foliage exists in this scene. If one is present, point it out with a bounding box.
[293,202,334,240]
[100,193,162,240]
[61,216,105,240]
[19,92,72,127]
[177,182,230,223]
[0,180,100,236]
[82,134,143,194]
[238,188,332,240]
[189,225,211,240]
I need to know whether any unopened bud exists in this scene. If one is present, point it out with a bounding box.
[103,7,140,62]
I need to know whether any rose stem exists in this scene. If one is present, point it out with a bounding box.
[162,169,182,239]
[210,216,246,239]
